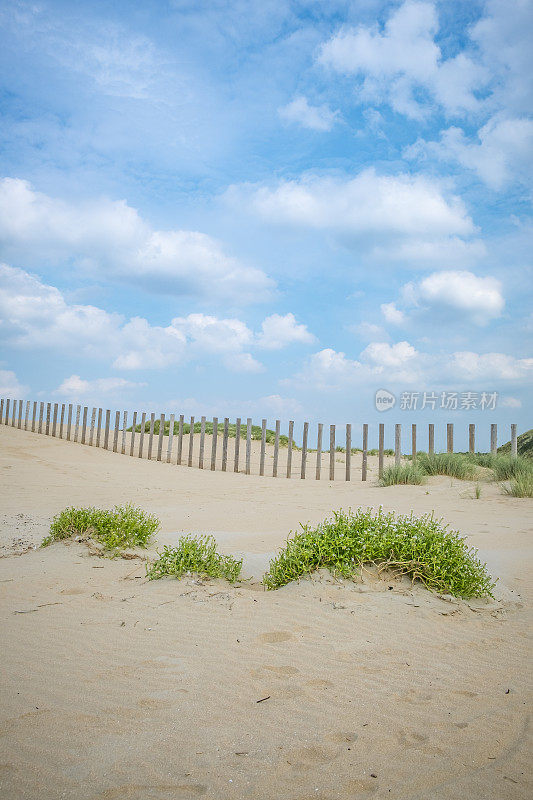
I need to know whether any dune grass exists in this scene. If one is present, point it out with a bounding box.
[146,535,243,582]
[502,470,533,498]
[42,504,160,552]
[415,452,479,480]
[262,508,495,598]
[379,463,426,486]
[130,419,291,447]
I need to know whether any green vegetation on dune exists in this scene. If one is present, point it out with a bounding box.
[379,463,426,486]
[416,452,479,480]
[129,419,291,447]
[498,428,533,459]
[146,535,243,582]
[42,505,160,552]
[262,508,495,598]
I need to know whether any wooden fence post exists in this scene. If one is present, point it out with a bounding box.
[187,416,195,467]
[24,400,30,430]
[157,414,165,461]
[447,423,454,453]
[113,411,120,452]
[199,416,206,469]
[490,423,497,455]
[221,418,229,471]
[11,399,16,426]
[89,408,96,446]
[32,401,37,433]
[378,423,384,478]
[138,412,146,458]
[52,403,58,437]
[362,423,368,481]
[17,400,23,429]
[66,404,72,440]
[5,399,10,426]
[469,423,475,454]
[147,413,155,460]
[46,402,51,435]
[286,420,294,478]
[0,399,3,424]
[74,405,81,442]
[234,418,241,472]
[272,419,280,477]
[395,424,401,466]
[329,424,335,481]
[411,424,416,461]
[511,424,517,459]
[122,411,128,455]
[96,408,102,448]
[211,417,218,470]
[104,410,111,449]
[177,415,184,464]
[245,418,252,475]
[429,423,434,455]
[301,421,308,480]
[316,423,323,481]
[166,414,175,463]
[130,412,137,456]
[260,419,267,477]
[81,406,88,444]
[345,423,351,481]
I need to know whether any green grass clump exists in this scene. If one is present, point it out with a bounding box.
[467,453,532,481]
[42,505,159,551]
[262,508,495,598]
[416,452,479,480]
[379,463,426,486]
[146,535,243,582]
[502,471,533,498]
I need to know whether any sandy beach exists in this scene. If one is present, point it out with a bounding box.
[0,424,531,800]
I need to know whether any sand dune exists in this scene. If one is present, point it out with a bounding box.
[0,424,531,800]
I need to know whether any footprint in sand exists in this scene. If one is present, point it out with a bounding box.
[306,678,334,689]
[344,778,378,797]
[328,731,358,743]
[284,744,338,767]
[251,664,300,678]
[257,631,293,644]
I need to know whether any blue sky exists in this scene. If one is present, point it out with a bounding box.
[0,0,531,449]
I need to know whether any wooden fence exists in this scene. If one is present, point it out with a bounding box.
[0,398,519,481]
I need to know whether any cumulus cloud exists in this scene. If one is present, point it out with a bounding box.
[380,302,405,325]
[402,270,504,325]
[256,313,316,350]
[318,1,487,119]
[278,96,340,131]
[0,369,29,399]
[54,375,145,401]
[0,178,273,303]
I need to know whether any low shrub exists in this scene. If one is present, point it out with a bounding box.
[262,508,495,598]
[146,535,243,582]
[42,505,159,551]
[379,463,426,486]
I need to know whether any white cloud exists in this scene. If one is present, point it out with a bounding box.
[449,352,533,382]
[353,322,389,342]
[54,375,145,401]
[278,96,340,131]
[405,117,533,189]
[402,270,504,325]
[380,302,405,325]
[318,1,487,119]
[256,313,316,350]
[500,396,522,409]
[0,178,273,303]
[0,369,29,399]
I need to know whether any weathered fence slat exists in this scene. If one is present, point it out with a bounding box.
[52,403,58,437]
[103,410,111,449]
[187,416,195,467]
[301,421,308,480]
[447,423,454,453]
[362,423,368,482]
[11,399,16,426]
[0,399,3,424]
[395,424,401,466]
[17,400,23,429]
[511,424,517,459]
[429,423,434,455]
[74,405,81,442]
[166,414,175,463]
[113,411,120,452]
[32,401,38,433]
[411,423,416,461]
[130,412,137,456]
[5,399,10,426]
[81,406,88,444]
[246,418,252,475]
[234,417,241,473]
[177,415,184,464]
[89,408,96,446]
[211,417,218,470]
[286,420,294,479]
[221,418,229,471]
[273,420,280,477]
[469,423,475,454]
[490,423,497,455]
[147,413,155,460]
[46,402,51,435]
[378,423,384,478]
[345,423,351,481]
[24,400,30,430]
[96,408,102,448]
[199,416,206,469]
[316,423,322,481]
[138,412,146,458]
[157,414,165,461]
[260,419,267,477]
[66,404,72,440]
[329,424,335,481]
[122,411,128,455]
